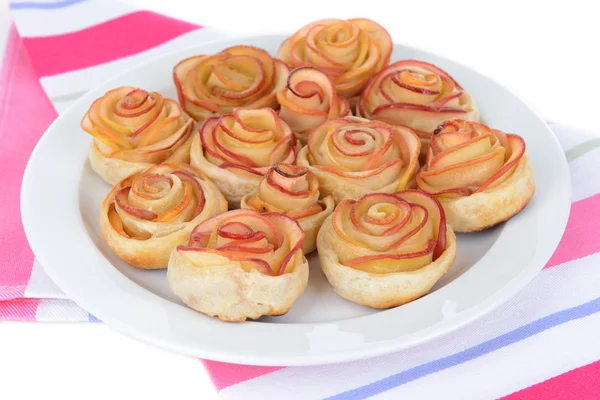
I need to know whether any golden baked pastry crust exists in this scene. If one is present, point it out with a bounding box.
[168,248,308,322]
[317,191,456,308]
[167,209,308,321]
[319,222,456,308]
[190,108,301,208]
[416,120,535,232]
[99,163,227,269]
[82,86,194,185]
[437,154,535,232]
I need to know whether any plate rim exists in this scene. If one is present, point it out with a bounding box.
[20,34,571,366]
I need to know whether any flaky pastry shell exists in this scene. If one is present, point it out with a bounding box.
[167,209,308,322]
[317,191,456,308]
[416,120,535,232]
[168,248,308,322]
[82,87,195,185]
[318,222,456,308]
[99,163,227,269]
[437,154,535,232]
[190,108,301,208]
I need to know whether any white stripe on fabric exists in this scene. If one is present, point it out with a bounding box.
[23,258,66,299]
[570,153,600,202]
[40,28,227,112]
[35,298,90,321]
[219,253,600,400]
[550,123,598,154]
[375,312,600,400]
[11,0,134,37]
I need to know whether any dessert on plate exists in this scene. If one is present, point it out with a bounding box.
[167,209,308,322]
[99,163,227,269]
[78,20,541,325]
[296,116,421,203]
[277,66,350,144]
[416,119,535,232]
[357,60,479,152]
[190,108,302,208]
[174,45,289,122]
[277,18,392,104]
[82,87,194,185]
[241,163,335,254]
[317,190,456,308]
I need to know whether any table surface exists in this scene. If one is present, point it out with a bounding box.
[1,1,598,399]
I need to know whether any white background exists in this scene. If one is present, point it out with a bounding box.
[0,1,598,399]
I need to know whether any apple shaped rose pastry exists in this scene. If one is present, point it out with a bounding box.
[100,163,228,269]
[277,19,392,102]
[357,60,479,150]
[82,87,195,185]
[317,191,456,308]
[190,108,302,208]
[416,120,535,232]
[277,67,350,144]
[296,116,420,203]
[167,209,309,322]
[173,45,289,122]
[241,164,335,254]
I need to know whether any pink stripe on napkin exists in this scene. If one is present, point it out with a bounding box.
[22,11,200,77]
[502,360,600,400]
[545,192,600,268]
[203,360,283,390]
[0,25,57,300]
[0,298,39,321]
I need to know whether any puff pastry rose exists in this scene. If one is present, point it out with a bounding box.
[277,19,392,102]
[317,191,456,308]
[277,66,350,144]
[173,46,289,122]
[100,163,227,269]
[241,163,335,254]
[167,209,308,322]
[416,120,535,232]
[82,87,194,185]
[357,60,479,148]
[296,116,420,203]
[190,108,302,207]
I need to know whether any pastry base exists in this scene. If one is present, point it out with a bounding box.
[190,133,262,208]
[99,167,227,269]
[317,218,457,309]
[298,196,335,254]
[89,141,153,186]
[439,154,535,232]
[167,249,309,322]
[88,134,194,186]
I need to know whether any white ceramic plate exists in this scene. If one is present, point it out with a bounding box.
[21,35,570,366]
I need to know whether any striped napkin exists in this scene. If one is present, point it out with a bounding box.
[2,1,600,398]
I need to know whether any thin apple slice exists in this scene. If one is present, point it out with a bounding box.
[115,187,157,221]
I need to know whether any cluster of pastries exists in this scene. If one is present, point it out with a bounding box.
[84,18,535,321]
